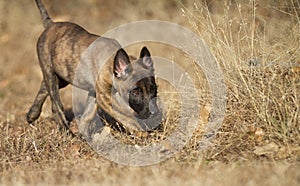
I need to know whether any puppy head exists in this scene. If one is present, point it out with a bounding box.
[113,47,162,130]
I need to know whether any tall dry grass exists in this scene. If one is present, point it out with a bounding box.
[181,0,300,161]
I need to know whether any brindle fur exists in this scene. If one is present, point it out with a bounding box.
[27,0,162,138]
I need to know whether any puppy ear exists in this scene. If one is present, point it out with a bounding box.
[139,46,153,69]
[114,48,131,78]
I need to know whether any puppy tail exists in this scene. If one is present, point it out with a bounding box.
[35,0,53,28]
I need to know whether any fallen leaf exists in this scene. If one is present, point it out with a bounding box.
[254,127,264,142]
[68,144,81,158]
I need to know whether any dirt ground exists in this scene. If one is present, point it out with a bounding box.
[0,0,300,185]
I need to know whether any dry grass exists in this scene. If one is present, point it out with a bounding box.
[0,0,300,185]
[179,0,300,162]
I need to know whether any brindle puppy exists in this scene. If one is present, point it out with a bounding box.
[27,0,162,138]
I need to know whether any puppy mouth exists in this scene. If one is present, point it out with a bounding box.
[136,98,165,131]
[134,109,157,119]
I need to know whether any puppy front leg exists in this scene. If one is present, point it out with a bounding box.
[78,93,97,140]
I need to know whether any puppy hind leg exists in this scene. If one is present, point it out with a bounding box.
[50,76,69,116]
[48,74,69,130]
[40,61,68,129]
[36,45,69,130]
[27,76,69,124]
[26,80,48,123]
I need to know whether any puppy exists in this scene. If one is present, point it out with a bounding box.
[27,0,162,138]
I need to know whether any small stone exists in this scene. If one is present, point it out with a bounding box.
[253,142,279,156]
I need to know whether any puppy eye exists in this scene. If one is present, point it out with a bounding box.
[151,85,157,90]
[130,88,142,97]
